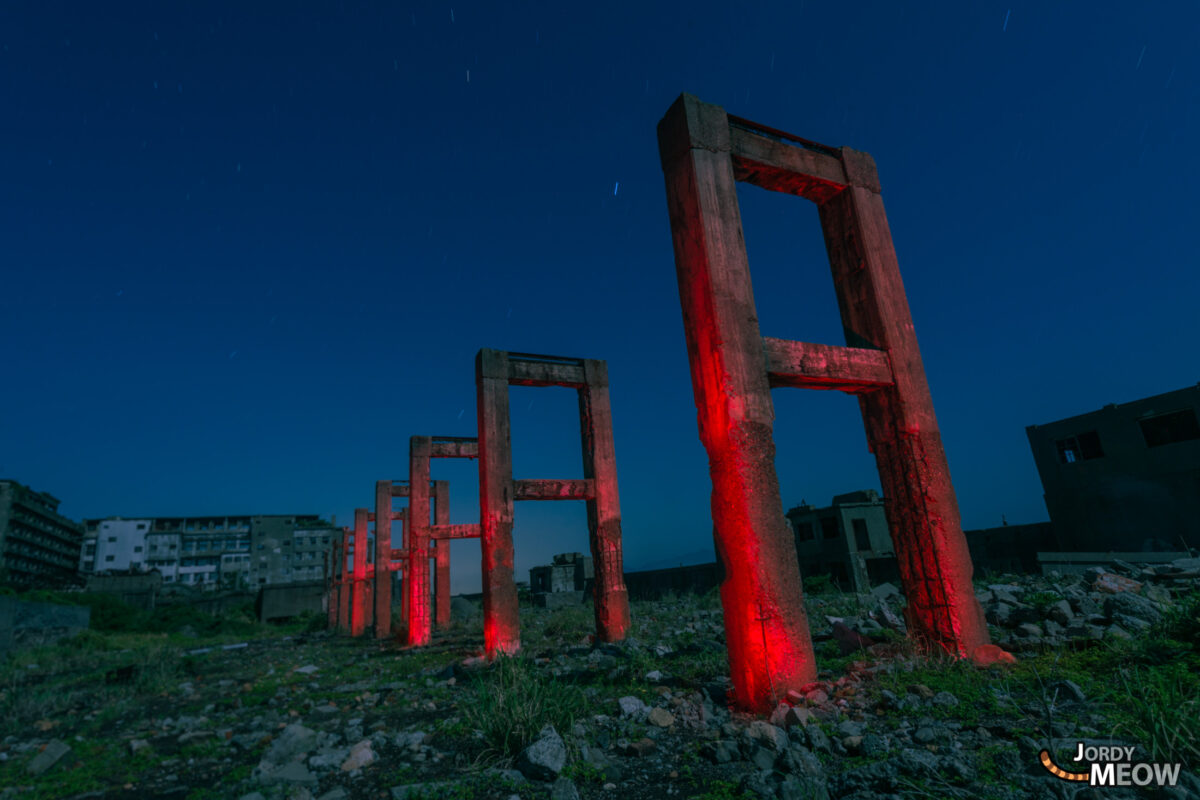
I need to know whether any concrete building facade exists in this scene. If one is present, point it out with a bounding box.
[81,518,153,574]
[1027,384,1200,553]
[785,490,897,593]
[0,480,84,586]
[81,513,335,590]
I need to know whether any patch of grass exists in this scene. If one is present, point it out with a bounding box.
[1024,590,1060,613]
[1111,663,1200,768]
[693,779,749,800]
[672,648,729,684]
[801,575,836,595]
[461,655,587,760]
[538,605,594,641]
[561,759,605,784]
[872,657,1007,724]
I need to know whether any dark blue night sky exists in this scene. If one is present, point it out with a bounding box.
[3,3,1197,592]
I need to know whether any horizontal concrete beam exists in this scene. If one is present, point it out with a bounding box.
[366,510,408,523]
[729,125,847,203]
[763,337,894,394]
[513,478,596,501]
[508,359,586,388]
[431,438,479,458]
[431,523,481,540]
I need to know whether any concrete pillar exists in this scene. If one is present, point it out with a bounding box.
[326,543,338,630]
[350,508,369,637]
[819,179,989,658]
[579,359,631,642]
[337,527,351,632]
[658,94,816,710]
[476,349,520,657]
[374,481,393,639]
[407,437,434,646]
[397,509,408,632]
[433,480,452,629]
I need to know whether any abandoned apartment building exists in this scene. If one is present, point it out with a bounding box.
[528,552,593,608]
[0,479,85,587]
[1027,382,1200,554]
[80,514,339,589]
[782,382,1200,591]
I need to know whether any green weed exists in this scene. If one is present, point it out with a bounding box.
[461,655,587,760]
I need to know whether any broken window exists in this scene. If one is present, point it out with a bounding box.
[1139,409,1200,448]
[1055,430,1104,464]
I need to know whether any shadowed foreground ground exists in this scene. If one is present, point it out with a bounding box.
[1,567,1198,800]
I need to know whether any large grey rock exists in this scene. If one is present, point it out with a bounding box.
[550,778,580,800]
[263,723,318,765]
[27,739,71,775]
[616,695,648,720]
[777,745,823,778]
[515,725,566,781]
[259,761,318,787]
[309,745,351,771]
[1046,599,1074,625]
[986,602,1015,627]
[1105,592,1162,624]
[340,739,376,772]
[778,775,829,800]
[743,720,789,752]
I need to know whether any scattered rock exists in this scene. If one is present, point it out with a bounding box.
[339,739,376,772]
[263,724,318,765]
[550,778,580,800]
[515,725,566,781]
[259,761,318,787]
[646,707,675,727]
[617,695,648,720]
[27,739,71,775]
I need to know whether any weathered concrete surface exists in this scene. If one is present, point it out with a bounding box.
[0,596,90,656]
[475,349,631,659]
[658,94,817,710]
[374,480,393,639]
[407,437,434,646]
[476,349,521,657]
[256,580,325,622]
[350,508,369,637]
[658,93,992,709]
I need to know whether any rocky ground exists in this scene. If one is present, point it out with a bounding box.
[1,559,1198,800]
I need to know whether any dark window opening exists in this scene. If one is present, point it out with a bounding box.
[821,517,839,539]
[1056,430,1104,464]
[1140,409,1200,448]
[795,521,815,542]
[852,518,871,551]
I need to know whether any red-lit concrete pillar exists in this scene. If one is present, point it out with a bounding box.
[433,480,452,629]
[476,349,520,657]
[407,437,434,646]
[374,481,393,639]
[350,508,369,637]
[580,359,631,642]
[818,176,989,657]
[658,95,817,710]
[337,527,351,633]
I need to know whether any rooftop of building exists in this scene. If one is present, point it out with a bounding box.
[1027,382,1200,432]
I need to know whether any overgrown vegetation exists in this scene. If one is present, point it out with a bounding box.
[460,655,587,761]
